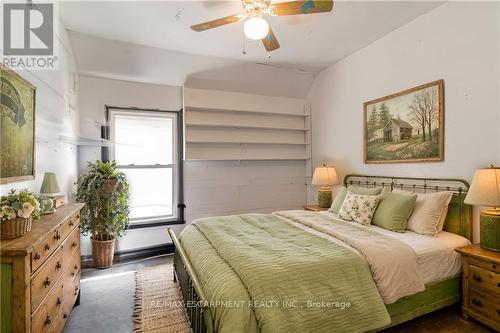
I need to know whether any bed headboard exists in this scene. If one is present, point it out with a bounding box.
[344,174,473,241]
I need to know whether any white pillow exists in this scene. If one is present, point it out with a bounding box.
[393,189,453,236]
[338,190,380,226]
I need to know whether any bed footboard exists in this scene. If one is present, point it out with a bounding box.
[168,228,211,333]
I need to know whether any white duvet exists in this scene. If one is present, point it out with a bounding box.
[274,210,470,304]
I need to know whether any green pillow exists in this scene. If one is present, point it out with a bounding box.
[329,186,383,213]
[372,189,417,232]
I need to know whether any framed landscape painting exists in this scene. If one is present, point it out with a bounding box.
[364,80,444,164]
[0,65,36,183]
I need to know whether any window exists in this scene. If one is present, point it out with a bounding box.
[110,109,180,225]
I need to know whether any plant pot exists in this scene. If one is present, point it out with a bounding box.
[104,178,119,194]
[91,236,116,269]
[0,217,32,240]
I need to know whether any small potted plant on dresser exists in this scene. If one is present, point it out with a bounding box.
[76,161,130,268]
[1,189,41,239]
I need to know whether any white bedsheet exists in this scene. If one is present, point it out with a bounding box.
[319,212,471,285]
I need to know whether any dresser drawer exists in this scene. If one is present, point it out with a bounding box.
[31,246,64,313]
[31,229,58,273]
[62,226,80,262]
[469,289,500,320]
[469,264,500,295]
[63,249,81,287]
[59,212,80,243]
[469,257,500,274]
[31,274,64,333]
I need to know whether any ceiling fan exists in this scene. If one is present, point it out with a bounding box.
[191,0,334,53]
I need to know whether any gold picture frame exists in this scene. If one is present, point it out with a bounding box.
[364,80,444,164]
[0,65,36,183]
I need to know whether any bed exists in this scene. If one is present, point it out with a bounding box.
[168,174,473,333]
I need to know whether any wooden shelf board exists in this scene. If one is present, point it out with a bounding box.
[185,157,311,161]
[186,106,308,118]
[186,140,310,146]
[185,123,309,131]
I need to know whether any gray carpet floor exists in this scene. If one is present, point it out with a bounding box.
[64,254,492,333]
[63,254,173,333]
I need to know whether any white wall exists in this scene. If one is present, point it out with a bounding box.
[77,75,183,255]
[0,21,79,201]
[306,2,500,241]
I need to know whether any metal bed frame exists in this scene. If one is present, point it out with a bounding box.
[168,174,472,333]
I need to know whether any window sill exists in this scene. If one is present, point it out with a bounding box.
[127,219,185,230]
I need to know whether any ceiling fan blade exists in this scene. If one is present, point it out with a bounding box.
[273,0,333,16]
[191,15,242,32]
[262,26,280,52]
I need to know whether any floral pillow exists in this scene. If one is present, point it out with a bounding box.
[338,191,380,226]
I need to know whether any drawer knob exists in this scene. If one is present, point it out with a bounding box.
[56,297,62,306]
[72,241,78,248]
[63,313,68,319]
[44,316,52,326]
[54,233,61,241]
[55,261,62,271]
[34,253,41,260]
[472,274,482,282]
[43,277,51,288]
[44,244,51,251]
[69,220,75,227]
[74,286,79,296]
[493,264,497,270]
[472,298,482,307]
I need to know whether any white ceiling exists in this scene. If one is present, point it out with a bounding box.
[61,1,444,72]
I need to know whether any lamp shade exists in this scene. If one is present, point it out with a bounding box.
[464,167,500,207]
[312,166,339,186]
[40,172,61,194]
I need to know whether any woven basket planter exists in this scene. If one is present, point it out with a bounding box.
[0,217,33,240]
[91,236,116,269]
[104,178,119,194]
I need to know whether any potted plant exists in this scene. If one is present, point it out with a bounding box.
[1,189,41,239]
[76,161,130,268]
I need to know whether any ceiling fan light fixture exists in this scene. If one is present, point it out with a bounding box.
[244,16,269,40]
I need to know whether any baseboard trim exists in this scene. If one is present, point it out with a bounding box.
[81,243,175,268]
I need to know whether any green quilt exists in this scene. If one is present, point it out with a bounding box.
[180,213,390,333]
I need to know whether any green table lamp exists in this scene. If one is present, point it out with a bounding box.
[312,165,339,208]
[464,166,500,251]
[40,172,61,195]
[39,172,61,214]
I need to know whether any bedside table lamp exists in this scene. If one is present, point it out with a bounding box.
[312,165,339,208]
[464,166,500,251]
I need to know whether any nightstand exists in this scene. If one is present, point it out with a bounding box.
[455,244,500,331]
[303,205,329,212]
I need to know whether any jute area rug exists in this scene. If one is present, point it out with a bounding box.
[133,264,191,333]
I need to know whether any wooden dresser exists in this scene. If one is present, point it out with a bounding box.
[1,203,84,333]
[456,244,500,332]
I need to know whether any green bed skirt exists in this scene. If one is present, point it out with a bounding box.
[383,275,461,330]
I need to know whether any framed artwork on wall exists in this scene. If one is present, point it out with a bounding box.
[364,79,444,164]
[0,65,36,184]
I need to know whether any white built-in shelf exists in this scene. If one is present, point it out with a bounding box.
[185,123,309,132]
[186,106,309,118]
[186,140,310,146]
[59,135,111,147]
[184,89,311,162]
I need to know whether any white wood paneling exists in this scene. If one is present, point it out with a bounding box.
[184,160,306,222]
